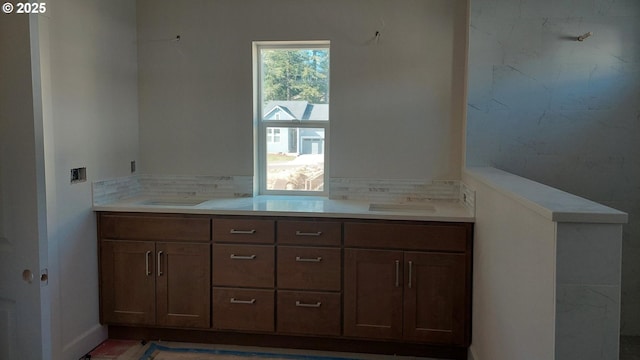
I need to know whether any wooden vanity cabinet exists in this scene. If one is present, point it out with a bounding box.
[213,244,275,288]
[101,241,211,327]
[99,212,473,358]
[212,288,275,332]
[343,222,472,346]
[403,251,466,343]
[212,218,276,332]
[343,248,404,339]
[100,240,156,325]
[99,214,211,329]
[276,220,342,336]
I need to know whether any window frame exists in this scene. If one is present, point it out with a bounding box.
[253,41,330,196]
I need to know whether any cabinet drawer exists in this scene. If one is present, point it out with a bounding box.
[277,291,341,336]
[213,219,274,244]
[100,214,210,242]
[212,244,274,288]
[277,221,341,246]
[344,222,469,252]
[277,247,341,291]
[213,288,274,332]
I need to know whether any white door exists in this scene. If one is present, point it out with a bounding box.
[0,14,50,360]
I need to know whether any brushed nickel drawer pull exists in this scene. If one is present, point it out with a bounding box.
[295,231,322,236]
[230,229,256,234]
[145,251,152,276]
[408,260,413,289]
[395,260,400,287]
[295,301,322,308]
[230,298,256,304]
[230,254,257,260]
[157,251,164,277]
[295,256,322,263]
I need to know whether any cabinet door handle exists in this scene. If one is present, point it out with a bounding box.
[230,298,256,305]
[295,301,322,308]
[230,229,256,234]
[295,231,322,236]
[157,251,164,276]
[395,260,400,287]
[145,251,152,276]
[408,260,413,289]
[295,256,322,263]
[230,254,256,260]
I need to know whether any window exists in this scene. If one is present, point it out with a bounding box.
[267,128,281,143]
[255,41,330,194]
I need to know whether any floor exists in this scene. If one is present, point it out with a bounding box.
[621,336,640,360]
[85,340,440,360]
[86,336,640,360]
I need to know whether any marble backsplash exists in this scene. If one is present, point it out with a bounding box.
[93,175,475,210]
[92,175,253,205]
[329,177,469,201]
[92,176,140,205]
[137,174,253,199]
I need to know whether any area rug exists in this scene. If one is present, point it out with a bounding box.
[140,343,360,360]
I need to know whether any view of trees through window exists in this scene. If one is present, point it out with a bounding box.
[259,45,329,193]
[262,49,329,104]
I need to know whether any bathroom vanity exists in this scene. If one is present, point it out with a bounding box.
[95,197,474,359]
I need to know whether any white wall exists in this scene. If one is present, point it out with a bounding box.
[136,0,467,180]
[464,167,625,360]
[465,0,640,335]
[463,171,557,360]
[40,0,139,358]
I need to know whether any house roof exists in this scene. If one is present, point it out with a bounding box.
[264,100,328,120]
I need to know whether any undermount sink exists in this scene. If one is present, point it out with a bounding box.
[138,199,206,207]
[368,203,436,213]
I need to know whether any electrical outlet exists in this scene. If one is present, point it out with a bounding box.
[70,167,87,183]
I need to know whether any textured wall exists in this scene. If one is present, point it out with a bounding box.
[466,0,640,334]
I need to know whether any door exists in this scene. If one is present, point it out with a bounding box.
[344,249,403,340]
[0,13,50,360]
[100,241,156,325]
[156,242,211,328]
[403,252,467,345]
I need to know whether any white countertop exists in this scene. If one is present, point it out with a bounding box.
[464,167,628,224]
[93,195,475,222]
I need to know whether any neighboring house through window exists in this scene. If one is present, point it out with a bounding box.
[254,41,330,194]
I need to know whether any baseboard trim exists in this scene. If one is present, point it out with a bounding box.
[62,324,107,359]
[468,346,478,360]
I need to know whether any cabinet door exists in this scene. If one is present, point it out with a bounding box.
[100,240,156,325]
[156,242,211,328]
[403,252,467,345]
[344,249,403,340]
